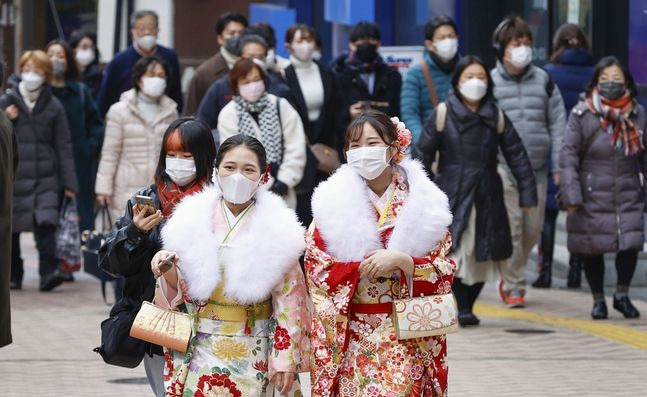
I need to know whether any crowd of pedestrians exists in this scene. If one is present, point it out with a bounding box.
[2,8,646,396]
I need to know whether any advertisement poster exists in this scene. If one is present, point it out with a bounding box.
[380,46,425,78]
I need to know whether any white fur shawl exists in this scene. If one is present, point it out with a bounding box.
[311,159,452,262]
[161,185,305,303]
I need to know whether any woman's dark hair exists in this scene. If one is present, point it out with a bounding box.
[215,12,248,36]
[45,39,79,81]
[131,56,170,91]
[154,117,217,184]
[229,58,267,95]
[550,23,590,63]
[349,21,380,43]
[215,134,267,171]
[249,23,277,49]
[451,55,494,102]
[585,56,637,98]
[424,15,457,41]
[344,109,397,152]
[285,23,316,44]
[69,31,100,68]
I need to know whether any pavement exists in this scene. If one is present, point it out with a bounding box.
[2,232,647,396]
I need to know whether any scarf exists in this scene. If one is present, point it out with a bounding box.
[18,81,41,111]
[344,51,385,74]
[428,50,458,74]
[586,89,643,156]
[156,178,207,217]
[234,93,283,164]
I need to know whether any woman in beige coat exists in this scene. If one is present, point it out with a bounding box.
[96,57,178,220]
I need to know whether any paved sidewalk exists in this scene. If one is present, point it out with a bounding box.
[3,234,647,396]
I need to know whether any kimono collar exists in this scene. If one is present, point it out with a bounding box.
[161,185,305,303]
[311,158,452,262]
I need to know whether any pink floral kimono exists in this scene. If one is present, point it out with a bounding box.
[157,185,310,396]
[305,159,455,397]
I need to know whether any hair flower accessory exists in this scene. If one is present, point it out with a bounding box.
[390,116,412,163]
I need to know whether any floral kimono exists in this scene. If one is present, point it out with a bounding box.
[157,185,310,396]
[306,158,455,397]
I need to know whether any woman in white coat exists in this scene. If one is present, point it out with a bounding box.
[95,56,178,219]
[217,58,306,209]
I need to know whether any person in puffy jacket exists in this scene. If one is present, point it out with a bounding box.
[534,24,594,289]
[490,16,566,307]
[401,15,458,143]
[99,117,217,396]
[415,56,537,326]
[560,57,646,320]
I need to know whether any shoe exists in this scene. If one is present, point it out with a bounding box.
[613,295,640,319]
[567,257,582,288]
[532,263,551,288]
[10,281,21,290]
[458,312,480,327]
[499,280,525,308]
[39,269,66,292]
[62,272,75,282]
[591,301,608,319]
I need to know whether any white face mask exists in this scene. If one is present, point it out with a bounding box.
[292,41,315,62]
[459,78,488,102]
[75,49,95,67]
[141,76,167,98]
[508,45,532,69]
[21,72,44,91]
[238,80,265,103]
[136,35,157,51]
[433,38,458,61]
[218,172,260,204]
[312,50,322,61]
[346,146,390,180]
[165,157,196,186]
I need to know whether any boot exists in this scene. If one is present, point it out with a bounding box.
[613,295,640,318]
[39,268,66,292]
[532,262,552,288]
[567,255,582,288]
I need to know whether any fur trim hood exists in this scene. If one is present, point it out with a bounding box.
[161,185,305,303]
[311,158,452,262]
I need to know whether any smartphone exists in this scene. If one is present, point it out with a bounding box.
[134,195,156,216]
[159,253,176,273]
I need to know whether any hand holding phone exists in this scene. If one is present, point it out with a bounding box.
[134,195,156,216]
[159,253,176,274]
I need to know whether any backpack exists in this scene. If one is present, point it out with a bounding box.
[435,102,505,134]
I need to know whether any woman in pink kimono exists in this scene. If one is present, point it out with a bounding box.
[306,110,455,397]
[151,134,310,396]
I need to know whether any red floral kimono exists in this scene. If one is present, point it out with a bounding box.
[306,159,455,397]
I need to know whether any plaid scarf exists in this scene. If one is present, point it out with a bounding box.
[234,93,283,164]
[156,178,206,217]
[586,88,643,156]
[344,51,385,74]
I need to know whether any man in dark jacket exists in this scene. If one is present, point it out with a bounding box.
[331,21,402,134]
[97,10,183,115]
[183,12,247,116]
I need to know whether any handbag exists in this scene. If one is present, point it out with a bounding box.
[82,205,115,282]
[93,296,148,368]
[392,274,459,339]
[311,143,341,174]
[56,196,81,273]
[130,301,193,354]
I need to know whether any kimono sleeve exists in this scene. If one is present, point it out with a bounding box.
[407,232,457,296]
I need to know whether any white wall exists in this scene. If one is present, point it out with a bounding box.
[97,0,174,62]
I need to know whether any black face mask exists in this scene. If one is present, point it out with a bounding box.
[598,81,626,100]
[224,36,240,55]
[356,43,378,63]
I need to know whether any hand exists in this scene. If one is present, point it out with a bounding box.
[349,102,366,118]
[63,189,75,198]
[271,372,295,395]
[553,172,561,186]
[96,194,112,206]
[133,204,163,233]
[567,206,578,213]
[359,249,414,279]
[5,105,19,120]
[151,250,179,279]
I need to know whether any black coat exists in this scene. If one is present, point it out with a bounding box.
[0,111,16,348]
[98,185,163,355]
[414,94,537,261]
[80,64,103,100]
[0,77,78,233]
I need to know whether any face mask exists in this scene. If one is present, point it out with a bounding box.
[355,43,378,63]
[292,42,315,62]
[21,72,44,91]
[136,35,157,51]
[433,38,458,61]
[239,80,265,102]
[266,49,276,67]
[75,49,95,67]
[218,172,260,204]
[508,45,533,69]
[141,76,167,98]
[598,81,626,100]
[165,157,196,186]
[224,36,240,55]
[312,50,322,61]
[51,58,66,76]
[459,78,488,102]
[346,146,390,180]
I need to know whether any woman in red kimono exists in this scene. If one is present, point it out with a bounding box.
[305,109,455,397]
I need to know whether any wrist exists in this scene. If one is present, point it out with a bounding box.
[399,253,414,275]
